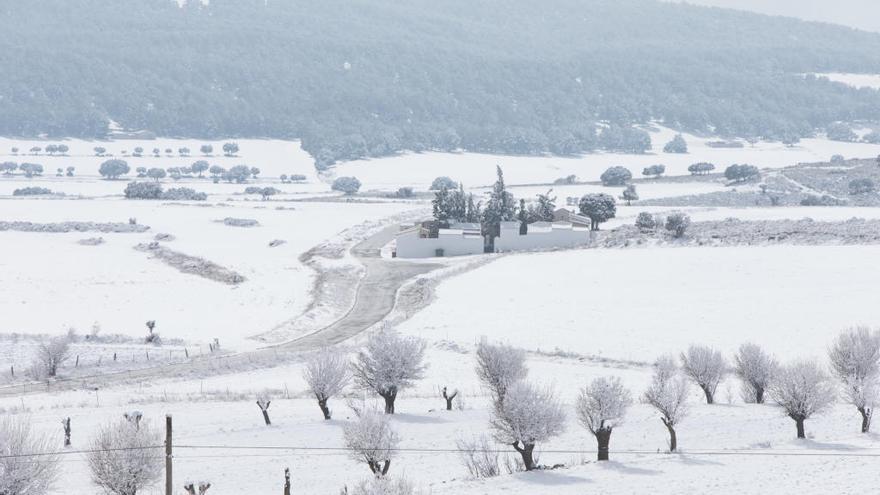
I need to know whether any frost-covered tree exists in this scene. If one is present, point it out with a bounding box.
[724,164,760,183]
[490,381,566,471]
[663,134,688,153]
[430,176,457,191]
[0,416,60,495]
[620,184,638,206]
[600,166,632,186]
[578,193,616,230]
[531,189,557,222]
[332,176,362,195]
[33,335,71,378]
[680,345,726,404]
[147,168,166,182]
[304,349,350,419]
[664,212,691,239]
[769,360,836,438]
[208,165,225,179]
[642,164,665,178]
[222,142,239,156]
[481,166,516,248]
[687,162,715,175]
[87,419,163,495]
[352,329,426,414]
[643,355,690,451]
[576,376,632,461]
[343,408,399,476]
[733,343,777,404]
[191,160,210,177]
[635,211,656,231]
[475,341,528,407]
[99,159,130,180]
[828,327,880,433]
[343,475,415,495]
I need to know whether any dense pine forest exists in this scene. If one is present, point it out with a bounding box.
[2,0,880,166]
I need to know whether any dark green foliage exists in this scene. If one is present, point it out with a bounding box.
[663,134,688,153]
[13,186,53,196]
[642,164,665,178]
[600,166,632,186]
[245,186,280,200]
[724,164,760,183]
[688,162,716,175]
[598,126,651,153]
[826,122,858,142]
[518,199,529,235]
[3,1,880,164]
[332,176,361,194]
[431,177,458,191]
[800,194,846,206]
[482,166,517,243]
[98,159,130,179]
[578,193,616,230]
[849,178,875,195]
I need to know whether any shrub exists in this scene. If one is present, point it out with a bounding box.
[600,166,632,186]
[395,187,414,198]
[635,212,656,231]
[664,212,691,238]
[687,162,715,175]
[849,178,875,195]
[162,187,207,201]
[289,174,307,182]
[724,164,760,183]
[430,176,458,190]
[800,194,845,206]
[826,122,857,142]
[333,176,362,195]
[553,174,578,185]
[830,154,846,164]
[642,164,666,178]
[663,134,688,153]
[124,181,163,199]
[456,434,503,479]
[87,419,163,495]
[13,186,53,196]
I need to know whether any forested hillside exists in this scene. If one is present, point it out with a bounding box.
[2,0,880,166]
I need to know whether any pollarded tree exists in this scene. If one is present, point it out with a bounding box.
[87,418,163,495]
[332,176,362,195]
[828,327,880,433]
[620,184,638,206]
[475,341,528,407]
[576,376,632,461]
[0,416,60,495]
[733,343,777,404]
[769,360,836,439]
[663,134,688,153]
[680,345,726,404]
[642,164,665,178]
[430,176,457,191]
[578,193,616,230]
[343,408,399,476]
[303,349,350,420]
[99,159,130,180]
[600,166,632,186]
[191,160,210,177]
[490,381,566,471]
[352,328,427,414]
[642,355,689,452]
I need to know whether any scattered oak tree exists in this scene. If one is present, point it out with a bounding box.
[578,193,616,230]
[620,184,638,206]
[352,328,427,414]
[332,176,362,195]
[664,212,691,238]
[576,376,632,461]
[642,164,666,178]
[687,162,715,176]
[663,134,688,153]
[600,166,632,186]
[99,159,130,180]
[430,176,457,191]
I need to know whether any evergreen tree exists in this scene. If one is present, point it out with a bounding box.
[518,199,528,235]
[465,194,481,223]
[532,189,557,222]
[447,183,468,222]
[481,166,516,248]
[432,186,451,225]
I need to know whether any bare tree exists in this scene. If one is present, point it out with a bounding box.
[123,410,143,430]
[33,335,71,378]
[455,434,502,478]
[86,419,163,495]
[184,481,212,494]
[576,376,632,461]
[680,345,727,404]
[734,343,777,404]
[256,397,272,425]
[828,327,880,433]
[343,408,399,476]
[441,386,458,411]
[475,341,528,407]
[490,381,566,471]
[352,328,427,414]
[303,349,350,419]
[769,360,836,439]
[643,355,690,452]
[0,416,60,495]
[343,476,415,495]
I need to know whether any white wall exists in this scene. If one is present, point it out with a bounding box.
[495,225,591,252]
[395,230,484,258]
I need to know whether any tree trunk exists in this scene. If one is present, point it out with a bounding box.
[755,387,764,404]
[382,391,397,414]
[701,385,714,405]
[858,407,872,433]
[261,410,271,425]
[595,428,612,461]
[513,442,535,471]
[368,460,391,476]
[795,417,805,439]
[318,398,332,420]
[661,418,677,452]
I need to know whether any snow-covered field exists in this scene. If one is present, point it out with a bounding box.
[817,72,880,90]
[3,139,880,495]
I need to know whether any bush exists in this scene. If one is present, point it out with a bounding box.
[724,164,760,183]
[849,178,875,195]
[289,174,307,182]
[162,187,207,201]
[13,186,53,196]
[333,176,362,195]
[222,164,251,183]
[600,166,632,186]
[687,162,715,175]
[394,187,414,198]
[800,194,845,206]
[223,217,260,227]
[665,212,691,238]
[430,176,457,190]
[635,211,656,231]
[245,186,280,200]
[642,164,665,178]
[830,154,846,164]
[124,181,163,199]
[553,174,578,185]
[826,122,857,142]
[663,134,687,153]
[99,159,130,179]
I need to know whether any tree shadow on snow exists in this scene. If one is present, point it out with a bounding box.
[672,454,724,466]
[518,470,591,486]
[797,439,862,451]
[596,460,662,476]
[388,413,448,424]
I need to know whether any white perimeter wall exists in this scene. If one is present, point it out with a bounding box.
[495,226,591,252]
[395,230,484,258]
